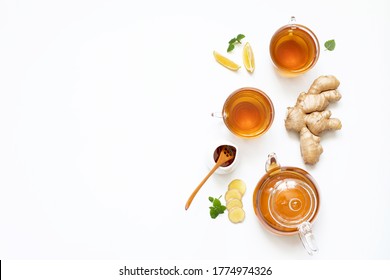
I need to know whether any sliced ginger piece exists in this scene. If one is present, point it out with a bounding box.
[228,179,246,195]
[243,42,255,73]
[213,51,241,71]
[228,207,245,223]
[226,198,243,211]
[225,189,242,202]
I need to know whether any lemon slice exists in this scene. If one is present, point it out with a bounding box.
[213,51,240,71]
[243,42,255,73]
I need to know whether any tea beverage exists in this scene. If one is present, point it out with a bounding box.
[254,167,319,234]
[222,88,274,138]
[269,21,319,76]
[253,153,320,254]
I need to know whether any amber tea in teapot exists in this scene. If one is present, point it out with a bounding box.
[253,153,320,255]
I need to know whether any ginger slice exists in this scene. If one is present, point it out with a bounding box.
[228,179,246,195]
[226,198,243,210]
[228,207,245,223]
[225,189,242,202]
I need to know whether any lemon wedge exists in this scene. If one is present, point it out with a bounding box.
[213,51,240,71]
[243,42,255,73]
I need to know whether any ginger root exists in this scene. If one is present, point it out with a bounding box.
[285,75,342,164]
[300,127,323,165]
[307,75,340,95]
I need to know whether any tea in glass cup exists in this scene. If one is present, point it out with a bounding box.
[215,87,274,138]
[269,17,320,76]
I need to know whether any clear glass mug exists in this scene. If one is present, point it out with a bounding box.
[212,87,274,138]
[269,16,320,76]
[253,153,320,255]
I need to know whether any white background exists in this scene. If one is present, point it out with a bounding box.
[0,0,389,260]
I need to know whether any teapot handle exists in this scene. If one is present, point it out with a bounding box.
[298,222,318,255]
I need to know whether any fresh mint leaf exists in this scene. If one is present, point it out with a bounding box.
[236,34,245,43]
[227,34,246,52]
[208,196,227,219]
[324,39,336,51]
[227,44,235,52]
[229,38,237,44]
[210,208,219,219]
[216,205,226,214]
[213,198,221,207]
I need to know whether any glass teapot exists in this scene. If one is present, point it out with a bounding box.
[253,153,320,255]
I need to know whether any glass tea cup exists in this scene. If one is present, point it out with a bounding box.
[212,87,274,138]
[269,16,320,76]
[253,153,320,255]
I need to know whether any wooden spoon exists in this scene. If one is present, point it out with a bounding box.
[185,145,235,210]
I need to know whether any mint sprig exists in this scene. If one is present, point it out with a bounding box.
[227,34,245,52]
[209,196,227,219]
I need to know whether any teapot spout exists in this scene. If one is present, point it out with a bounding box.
[265,153,281,173]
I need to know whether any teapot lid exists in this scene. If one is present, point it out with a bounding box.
[268,177,318,229]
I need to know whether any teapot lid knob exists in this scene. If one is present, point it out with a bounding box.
[265,153,281,173]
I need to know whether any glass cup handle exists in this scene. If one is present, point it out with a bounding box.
[298,221,318,255]
[288,16,297,30]
[289,16,296,24]
[211,112,223,118]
